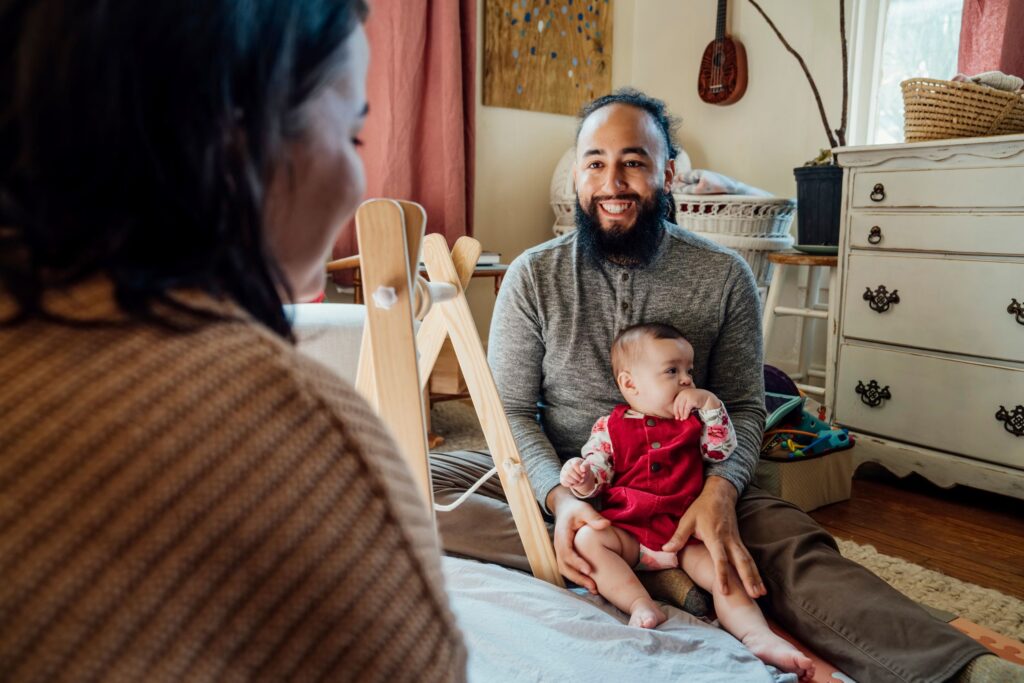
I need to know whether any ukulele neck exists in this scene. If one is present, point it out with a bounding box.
[715,0,727,41]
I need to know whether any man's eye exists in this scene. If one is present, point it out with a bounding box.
[625,160,642,167]
[588,161,603,169]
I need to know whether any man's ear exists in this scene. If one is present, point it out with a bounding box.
[662,157,676,193]
[617,370,637,396]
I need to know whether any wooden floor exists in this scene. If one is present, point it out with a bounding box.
[810,464,1024,600]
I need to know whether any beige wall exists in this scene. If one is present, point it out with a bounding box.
[630,0,845,195]
[469,0,846,338]
[467,0,636,336]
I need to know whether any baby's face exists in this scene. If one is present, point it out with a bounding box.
[620,337,695,418]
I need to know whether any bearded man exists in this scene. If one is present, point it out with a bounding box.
[432,89,1012,683]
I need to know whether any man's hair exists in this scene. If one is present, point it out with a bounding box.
[611,322,687,377]
[0,0,368,337]
[577,88,681,164]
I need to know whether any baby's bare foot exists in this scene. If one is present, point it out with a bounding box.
[742,631,816,680]
[627,597,667,629]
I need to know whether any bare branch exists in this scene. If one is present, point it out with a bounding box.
[837,0,849,146]
[747,0,838,149]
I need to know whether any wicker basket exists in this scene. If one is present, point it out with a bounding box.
[689,231,794,287]
[674,194,796,238]
[902,77,1024,142]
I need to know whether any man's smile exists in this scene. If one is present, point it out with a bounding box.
[598,200,634,216]
[593,194,642,222]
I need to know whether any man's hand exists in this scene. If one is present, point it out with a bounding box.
[672,387,722,420]
[661,476,765,599]
[547,486,610,593]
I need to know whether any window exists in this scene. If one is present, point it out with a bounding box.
[849,0,963,145]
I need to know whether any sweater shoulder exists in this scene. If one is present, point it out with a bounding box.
[662,223,758,283]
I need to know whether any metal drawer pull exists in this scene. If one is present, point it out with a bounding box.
[864,285,900,313]
[868,226,882,244]
[856,380,891,407]
[1009,298,1024,326]
[870,183,886,202]
[995,405,1024,437]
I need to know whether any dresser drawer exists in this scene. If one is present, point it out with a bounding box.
[834,344,1024,470]
[848,213,1024,255]
[843,253,1024,362]
[851,166,1024,209]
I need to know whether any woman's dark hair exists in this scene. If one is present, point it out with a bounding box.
[0,0,368,336]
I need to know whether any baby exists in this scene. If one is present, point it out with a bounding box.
[560,322,814,679]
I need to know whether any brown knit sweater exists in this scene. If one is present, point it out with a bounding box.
[0,281,466,682]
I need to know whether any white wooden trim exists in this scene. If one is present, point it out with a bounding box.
[835,134,1024,166]
[851,432,1024,500]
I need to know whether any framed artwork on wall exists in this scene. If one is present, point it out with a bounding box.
[483,0,613,115]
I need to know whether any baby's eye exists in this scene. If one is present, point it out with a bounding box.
[687,368,695,376]
[666,368,677,375]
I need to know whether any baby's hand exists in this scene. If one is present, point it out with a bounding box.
[559,457,595,492]
[673,387,722,420]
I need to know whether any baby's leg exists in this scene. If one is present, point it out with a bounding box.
[681,544,815,680]
[574,525,667,629]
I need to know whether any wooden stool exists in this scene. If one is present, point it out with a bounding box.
[762,252,839,408]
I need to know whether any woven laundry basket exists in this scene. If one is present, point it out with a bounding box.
[902,77,1024,142]
[689,232,794,288]
[674,194,796,238]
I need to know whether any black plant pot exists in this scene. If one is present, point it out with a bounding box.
[793,164,843,246]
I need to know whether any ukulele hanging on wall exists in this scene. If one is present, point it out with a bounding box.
[698,0,748,105]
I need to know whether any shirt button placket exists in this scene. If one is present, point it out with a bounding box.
[618,270,632,321]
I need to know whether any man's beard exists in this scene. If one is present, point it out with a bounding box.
[575,189,673,268]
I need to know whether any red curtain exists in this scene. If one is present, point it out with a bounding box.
[333,0,476,273]
[958,0,1024,77]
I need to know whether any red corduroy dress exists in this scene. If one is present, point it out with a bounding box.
[599,404,705,549]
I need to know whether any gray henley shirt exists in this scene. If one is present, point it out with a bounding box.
[487,221,766,512]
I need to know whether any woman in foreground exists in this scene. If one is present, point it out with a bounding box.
[0,1,465,680]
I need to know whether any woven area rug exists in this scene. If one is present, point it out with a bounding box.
[430,400,1024,641]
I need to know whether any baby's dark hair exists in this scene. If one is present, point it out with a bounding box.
[611,322,688,377]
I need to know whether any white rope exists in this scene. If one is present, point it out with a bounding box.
[433,466,498,512]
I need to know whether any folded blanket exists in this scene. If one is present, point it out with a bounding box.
[952,70,1024,92]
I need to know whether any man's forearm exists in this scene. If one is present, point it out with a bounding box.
[705,404,761,494]
[506,411,564,511]
[487,258,563,511]
[545,484,576,516]
[702,474,740,502]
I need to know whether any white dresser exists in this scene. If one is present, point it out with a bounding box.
[829,134,1024,500]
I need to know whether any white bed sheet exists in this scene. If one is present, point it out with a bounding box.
[443,557,795,683]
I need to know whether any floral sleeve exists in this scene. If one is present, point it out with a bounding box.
[572,414,615,499]
[698,406,738,463]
